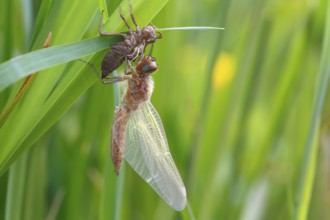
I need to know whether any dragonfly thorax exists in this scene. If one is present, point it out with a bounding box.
[125,77,154,111]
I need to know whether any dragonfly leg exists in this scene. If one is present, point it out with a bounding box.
[129,3,140,30]
[79,59,104,82]
[156,31,162,39]
[99,10,126,37]
[102,75,130,84]
[119,7,133,34]
[80,58,130,84]
[148,43,154,56]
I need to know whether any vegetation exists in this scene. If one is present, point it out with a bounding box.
[0,0,329,219]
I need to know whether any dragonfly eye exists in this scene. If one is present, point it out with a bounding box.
[137,56,158,76]
[141,61,158,74]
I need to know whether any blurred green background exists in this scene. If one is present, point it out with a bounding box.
[0,0,330,219]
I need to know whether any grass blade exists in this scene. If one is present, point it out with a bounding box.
[294,1,330,219]
[0,37,113,91]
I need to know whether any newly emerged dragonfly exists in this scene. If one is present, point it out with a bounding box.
[99,56,187,211]
[83,5,224,211]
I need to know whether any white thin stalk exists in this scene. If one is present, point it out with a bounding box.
[155,26,225,31]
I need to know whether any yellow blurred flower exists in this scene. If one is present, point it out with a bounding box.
[212,52,236,90]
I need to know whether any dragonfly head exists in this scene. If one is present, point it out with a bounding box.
[137,56,158,77]
[141,25,158,43]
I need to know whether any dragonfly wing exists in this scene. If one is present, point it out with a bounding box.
[125,102,186,211]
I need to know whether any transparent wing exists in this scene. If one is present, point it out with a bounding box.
[125,102,186,211]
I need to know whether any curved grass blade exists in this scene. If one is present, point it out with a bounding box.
[294,1,330,219]
[0,37,114,91]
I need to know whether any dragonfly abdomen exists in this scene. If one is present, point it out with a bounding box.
[111,106,130,175]
[101,43,132,79]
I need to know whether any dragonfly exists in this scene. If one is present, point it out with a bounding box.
[84,5,224,211]
[99,56,187,211]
